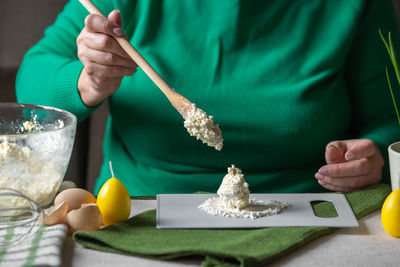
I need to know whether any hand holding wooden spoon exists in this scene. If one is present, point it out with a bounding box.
[78,0,192,113]
[77,9,137,107]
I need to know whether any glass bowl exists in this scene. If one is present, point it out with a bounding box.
[0,103,77,207]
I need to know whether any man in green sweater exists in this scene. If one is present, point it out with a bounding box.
[16,0,400,196]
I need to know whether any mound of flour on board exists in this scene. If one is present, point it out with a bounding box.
[199,165,289,219]
[183,103,223,151]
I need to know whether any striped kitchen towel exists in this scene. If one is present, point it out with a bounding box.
[0,222,68,267]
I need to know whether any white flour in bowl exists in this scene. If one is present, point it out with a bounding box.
[0,139,63,208]
[183,103,223,151]
[199,165,289,219]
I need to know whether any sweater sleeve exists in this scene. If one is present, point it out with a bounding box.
[16,0,115,121]
[345,0,400,184]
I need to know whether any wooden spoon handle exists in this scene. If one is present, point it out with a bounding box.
[78,0,177,98]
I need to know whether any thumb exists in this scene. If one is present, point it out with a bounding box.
[344,139,377,160]
[108,9,122,27]
[325,143,346,164]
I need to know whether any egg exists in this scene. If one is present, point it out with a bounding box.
[43,200,69,226]
[54,188,96,212]
[66,203,102,233]
[97,177,131,226]
[381,189,400,238]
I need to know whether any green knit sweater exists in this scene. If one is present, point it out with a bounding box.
[16,0,400,196]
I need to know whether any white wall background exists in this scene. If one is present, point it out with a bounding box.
[0,0,68,68]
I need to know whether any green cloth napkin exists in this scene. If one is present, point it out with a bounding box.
[73,184,391,267]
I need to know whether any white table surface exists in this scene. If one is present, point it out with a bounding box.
[61,199,400,267]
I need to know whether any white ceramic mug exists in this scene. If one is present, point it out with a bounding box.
[388,141,400,191]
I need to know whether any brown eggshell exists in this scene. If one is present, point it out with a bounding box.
[66,203,102,233]
[43,200,69,226]
[54,188,96,212]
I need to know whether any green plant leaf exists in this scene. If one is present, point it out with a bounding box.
[386,67,400,124]
[379,29,392,61]
[389,32,400,85]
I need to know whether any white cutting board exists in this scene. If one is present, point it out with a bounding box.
[156,193,359,229]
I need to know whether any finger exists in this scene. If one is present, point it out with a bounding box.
[84,62,137,82]
[85,14,124,37]
[78,31,132,60]
[325,143,346,164]
[317,158,371,178]
[108,10,121,26]
[80,48,136,68]
[315,172,376,188]
[345,139,377,161]
[317,179,353,193]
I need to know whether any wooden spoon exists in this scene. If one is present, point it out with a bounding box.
[78,0,192,116]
